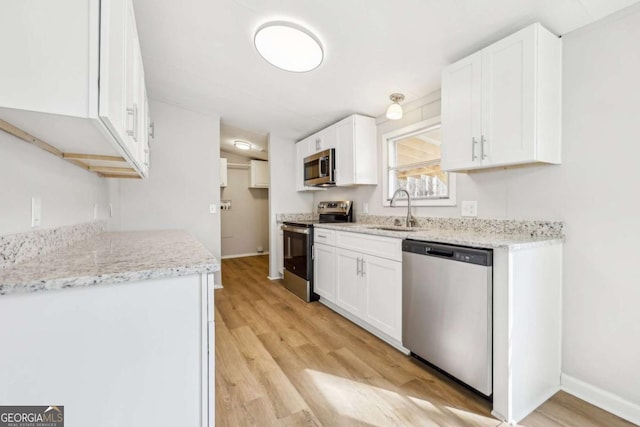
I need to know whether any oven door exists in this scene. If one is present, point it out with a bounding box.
[282,225,310,280]
[304,149,335,186]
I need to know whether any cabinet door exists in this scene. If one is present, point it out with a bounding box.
[481,25,536,167]
[335,248,363,318]
[123,2,141,159]
[98,0,128,145]
[314,243,336,302]
[441,51,483,172]
[250,160,269,188]
[335,117,355,186]
[317,127,337,151]
[135,45,148,171]
[362,255,402,341]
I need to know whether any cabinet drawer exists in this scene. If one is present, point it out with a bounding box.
[335,231,402,262]
[314,228,336,246]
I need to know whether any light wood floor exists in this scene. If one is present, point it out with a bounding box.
[215,255,636,427]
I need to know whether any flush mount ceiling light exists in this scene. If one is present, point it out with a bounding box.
[254,21,324,72]
[234,140,252,150]
[386,93,405,120]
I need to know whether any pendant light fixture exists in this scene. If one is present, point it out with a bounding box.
[254,21,324,72]
[386,93,405,120]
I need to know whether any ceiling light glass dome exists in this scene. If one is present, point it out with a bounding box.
[254,21,324,72]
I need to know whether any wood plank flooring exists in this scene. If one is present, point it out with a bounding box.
[215,255,636,427]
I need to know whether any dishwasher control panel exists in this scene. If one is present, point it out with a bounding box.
[402,240,492,266]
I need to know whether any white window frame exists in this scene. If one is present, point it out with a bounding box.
[381,116,456,207]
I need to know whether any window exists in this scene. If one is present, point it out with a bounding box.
[382,117,456,207]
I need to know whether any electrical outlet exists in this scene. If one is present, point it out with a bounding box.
[93,203,98,220]
[209,204,217,214]
[461,201,478,217]
[31,197,42,227]
[363,202,369,214]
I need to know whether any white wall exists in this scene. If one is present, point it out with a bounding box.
[0,129,109,235]
[267,134,314,278]
[317,5,640,421]
[114,100,222,284]
[220,152,269,257]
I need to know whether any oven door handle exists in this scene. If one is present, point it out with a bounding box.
[281,225,310,234]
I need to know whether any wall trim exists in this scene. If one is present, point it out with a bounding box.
[561,373,640,425]
[220,252,269,260]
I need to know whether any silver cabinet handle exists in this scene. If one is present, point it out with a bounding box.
[472,137,478,161]
[317,234,327,239]
[361,259,366,276]
[356,257,361,276]
[312,244,315,260]
[149,122,155,139]
[481,135,487,159]
[126,104,139,141]
[126,108,135,137]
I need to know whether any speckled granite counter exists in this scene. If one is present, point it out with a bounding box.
[314,222,564,250]
[275,213,318,223]
[0,230,220,296]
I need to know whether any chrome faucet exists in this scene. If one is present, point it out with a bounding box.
[391,189,417,228]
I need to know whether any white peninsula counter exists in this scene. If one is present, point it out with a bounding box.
[0,230,218,427]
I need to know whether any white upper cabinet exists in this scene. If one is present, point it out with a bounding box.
[249,160,269,188]
[441,23,562,172]
[313,126,337,152]
[335,114,377,186]
[0,0,151,179]
[296,114,377,190]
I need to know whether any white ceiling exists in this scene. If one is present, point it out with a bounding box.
[220,123,268,160]
[133,0,638,141]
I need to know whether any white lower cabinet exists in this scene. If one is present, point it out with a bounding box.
[361,253,402,340]
[313,242,336,301]
[314,229,403,346]
[335,247,364,316]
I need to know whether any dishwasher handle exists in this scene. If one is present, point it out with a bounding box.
[426,248,454,257]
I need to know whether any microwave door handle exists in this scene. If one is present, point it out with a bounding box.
[318,158,326,177]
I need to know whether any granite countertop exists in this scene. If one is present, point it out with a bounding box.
[314,223,564,250]
[0,230,220,296]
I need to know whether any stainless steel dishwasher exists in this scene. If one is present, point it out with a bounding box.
[402,239,493,397]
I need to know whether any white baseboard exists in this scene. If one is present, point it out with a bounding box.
[221,252,269,259]
[561,373,640,425]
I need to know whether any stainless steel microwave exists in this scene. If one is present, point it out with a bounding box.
[304,148,335,187]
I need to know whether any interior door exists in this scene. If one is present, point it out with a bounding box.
[441,51,483,171]
[481,24,536,166]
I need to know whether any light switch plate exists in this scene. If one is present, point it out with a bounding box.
[209,204,217,214]
[31,197,42,227]
[461,200,478,217]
